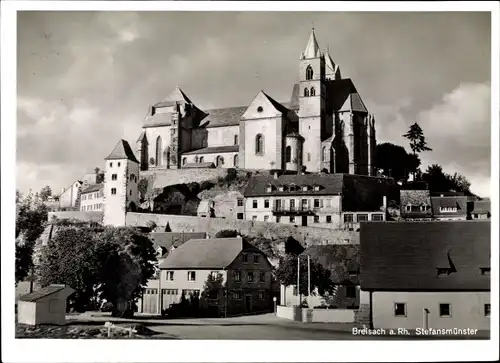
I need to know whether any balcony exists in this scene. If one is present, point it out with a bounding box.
[273,205,318,215]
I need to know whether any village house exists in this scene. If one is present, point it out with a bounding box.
[430,195,468,221]
[470,198,491,220]
[242,173,397,229]
[400,189,433,220]
[79,184,104,212]
[359,221,491,331]
[58,172,104,211]
[154,237,274,317]
[135,28,377,176]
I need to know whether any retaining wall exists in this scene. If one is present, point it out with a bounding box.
[140,169,228,189]
[48,211,103,222]
[125,212,359,245]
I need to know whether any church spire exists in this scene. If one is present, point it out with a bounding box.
[301,26,321,59]
[325,47,342,80]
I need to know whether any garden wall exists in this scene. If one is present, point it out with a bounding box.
[125,213,359,246]
[276,305,356,323]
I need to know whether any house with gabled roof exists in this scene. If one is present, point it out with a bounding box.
[359,221,491,331]
[470,198,491,220]
[430,195,468,220]
[153,237,273,317]
[135,28,377,176]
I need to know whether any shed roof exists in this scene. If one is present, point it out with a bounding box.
[360,221,491,291]
[19,284,73,302]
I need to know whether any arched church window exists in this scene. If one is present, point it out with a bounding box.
[322,147,327,162]
[256,134,264,155]
[285,146,292,162]
[182,157,187,166]
[310,87,316,96]
[234,155,239,168]
[304,88,309,97]
[199,156,204,163]
[306,65,314,80]
[234,135,238,145]
[155,136,162,166]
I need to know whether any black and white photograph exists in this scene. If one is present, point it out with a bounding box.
[2,1,499,362]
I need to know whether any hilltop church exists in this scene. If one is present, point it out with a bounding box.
[136,28,377,176]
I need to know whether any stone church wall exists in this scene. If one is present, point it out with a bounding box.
[140,168,228,189]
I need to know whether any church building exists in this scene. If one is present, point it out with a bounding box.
[136,28,376,175]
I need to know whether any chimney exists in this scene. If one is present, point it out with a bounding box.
[383,195,387,211]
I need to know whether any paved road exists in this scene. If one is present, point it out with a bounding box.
[67,312,489,340]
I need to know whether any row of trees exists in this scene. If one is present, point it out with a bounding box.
[375,122,473,194]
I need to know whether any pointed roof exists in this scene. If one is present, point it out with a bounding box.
[163,85,192,104]
[261,91,290,114]
[302,28,321,59]
[105,139,139,163]
[339,93,368,113]
[325,49,336,74]
[136,130,147,143]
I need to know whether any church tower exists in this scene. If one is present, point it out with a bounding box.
[103,139,140,227]
[298,28,326,173]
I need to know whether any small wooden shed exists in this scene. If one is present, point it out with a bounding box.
[18,284,75,326]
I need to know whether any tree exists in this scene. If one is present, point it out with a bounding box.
[446,172,472,193]
[275,255,334,298]
[39,185,52,202]
[37,223,157,317]
[15,191,49,284]
[201,272,226,317]
[375,143,418,182]
[215,229,239,238]
[402,122,432,155]
[422,165,472,194]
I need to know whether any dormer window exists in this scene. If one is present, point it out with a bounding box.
[480,267,490,275]
[302,185,308,192]
[289,184,296,192]
[278,185,284,192]
[313,185,320,192]
[420,204,428,212]
[405,204,412,212]
[440,206,458,213]
[266,184,273,193]
[436,268,451,276]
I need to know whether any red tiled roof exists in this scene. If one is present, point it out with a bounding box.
[360,221,491,291]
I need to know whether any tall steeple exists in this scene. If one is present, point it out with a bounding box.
[325,47,342,80]
[301,27,321,59]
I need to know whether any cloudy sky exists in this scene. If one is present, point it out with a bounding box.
[16,11,492,196]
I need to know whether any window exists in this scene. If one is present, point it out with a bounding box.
[264,216,269,222]
[405,204,412,212]
[234,135,238,145]
[344,214,354,223]
[237,199,244,207]
[266,184,273,192]
[233,291,242,299]
[257,106,263,113]
[372,214,384,221]
[480,267,491,275]
[254,254,260,264]
[304,88,309,97]
[321,147,327,161]
[285,146,292,162]
[420,204,428,212]
[290,199,296,210]
[314,216,319,223]
[394,303,406,317]
[276,199,282,211]
[276,216,281,223]
[439,303,451,317]
[242,254,248,263]
[210,271,219,281]
[111,188,116,195]
[258,292,264,299]
[290,216,296,223]
[234,271,241,282]
[118,162,121,167]
[247,272,254,283]
[306,65,314,80]
[187,271,196,281]
[346,286,356,298]
[357,214,369,222]
[302,186,308,192]
[278,186,284,192]
[310,87,316,96]
[255,134,264,154]
[166,271,174,281]
[109,162,113,167]
[237,213,244,220]
[260,272,266,282]
[264,200,270,208]
[252,216,257,221]
[485,304,491,317]
[233,155,239,168]
[111,174,117,181]
[314,199,320,208]
[129,190,132,196]
[199,156,204,163]
[314,185,320,192]
[182,157,187,165]
[326,215,332,223]
[253,200,258,208]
